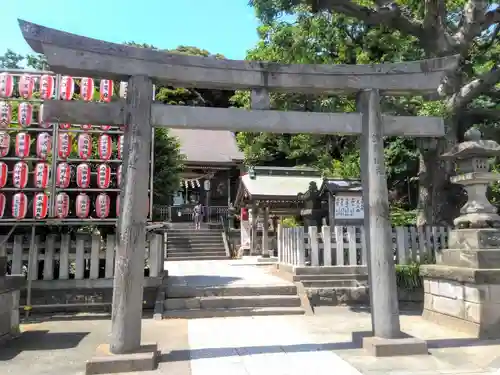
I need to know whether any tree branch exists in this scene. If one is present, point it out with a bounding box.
[485,89,500,100]
[454,2,499,53]
[423,0,446,30]
[464,108,500,122]
[308,0,424,38]
[447,66,500,111]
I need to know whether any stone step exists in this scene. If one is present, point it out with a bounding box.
[162,306,305,319]
[165,255,229,261]
[301,279,361,288]
[168,230,218,235]
[168,237,222,242]
[293,274,368,282]
[165,295,301,310]
[167,242,224,247]
[295,265,367,276]
[167,245,226,254]
[167,284,298,298]
[167,245,224,251]
[167,251,227,258]
[168,238,223,242]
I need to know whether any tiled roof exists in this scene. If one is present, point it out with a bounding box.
[319,179,362,195]
[169,129,244,164]
[241,173,323,199]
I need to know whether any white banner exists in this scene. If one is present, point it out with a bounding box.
[240,220,250,248]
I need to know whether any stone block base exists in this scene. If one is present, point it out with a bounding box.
[421,267,500,339]
[362,335,428,357]
[85,343,158,375]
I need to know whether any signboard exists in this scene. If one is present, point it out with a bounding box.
[334,194,364,220]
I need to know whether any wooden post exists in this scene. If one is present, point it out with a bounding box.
[277,224,282,263]
[321,225,332,266]
[110,75,153,354]
[297,226,306,266]
[309,226,319,266]
[359,89,400,339]
[262,206,269,257]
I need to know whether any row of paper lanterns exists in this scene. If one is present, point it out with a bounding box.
[0,101,125,130]
[0,162,122,189]
[0,132,123,160]
[0,73,117,101]
[1,191,117,220]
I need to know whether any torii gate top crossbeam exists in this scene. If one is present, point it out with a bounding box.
[18,19,458,95]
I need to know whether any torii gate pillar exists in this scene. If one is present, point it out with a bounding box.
[110,75,154,354]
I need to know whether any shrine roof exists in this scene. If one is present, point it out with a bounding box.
[235,168,323,204]
[319,178,362,195]
[169,129,244,165]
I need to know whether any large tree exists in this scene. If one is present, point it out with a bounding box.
[248,0,500,225]
[234,10,424,211]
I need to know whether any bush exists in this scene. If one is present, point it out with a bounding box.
[395,263,421,290]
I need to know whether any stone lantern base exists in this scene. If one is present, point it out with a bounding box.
[420,229,500,339]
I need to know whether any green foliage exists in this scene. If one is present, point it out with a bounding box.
[247,0,500,226]
[395,263,422,290]
[280,216,300,227]
[326,151,360,179]
[0,49,24,68]
[152,128,185,205]
[390,207,417,226]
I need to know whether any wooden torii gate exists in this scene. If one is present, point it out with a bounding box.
[18,19,458,364]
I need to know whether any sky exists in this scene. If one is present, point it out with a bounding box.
[0,0,261,60]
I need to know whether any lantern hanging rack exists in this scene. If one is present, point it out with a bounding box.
[0,68,157,224]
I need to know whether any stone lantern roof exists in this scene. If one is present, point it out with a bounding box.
[441,128,500,160]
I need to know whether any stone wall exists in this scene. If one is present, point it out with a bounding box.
[307,286,423,307]
[423,278,496,330]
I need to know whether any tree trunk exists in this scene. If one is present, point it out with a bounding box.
[416,123,463,226]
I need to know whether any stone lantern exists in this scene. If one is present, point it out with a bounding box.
[420,128,500,339]
[443,127,500,228]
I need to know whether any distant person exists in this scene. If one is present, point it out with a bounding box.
[193,202,202,230]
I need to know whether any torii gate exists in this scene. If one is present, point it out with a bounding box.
[18,19,458,368]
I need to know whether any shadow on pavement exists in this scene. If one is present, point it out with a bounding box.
[158,330,500,363]
[22,310,153,323]
[0,330,89,360]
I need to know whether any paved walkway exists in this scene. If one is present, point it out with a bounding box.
[188,316,363,375]
[3,310,500,375]
[164,258,293,288]
[2,259,500,374]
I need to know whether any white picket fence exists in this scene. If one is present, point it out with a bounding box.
[277,225,449,267]
[1,233,164,281]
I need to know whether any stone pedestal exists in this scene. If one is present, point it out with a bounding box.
[421,129,500,338]
[0,256,24,345]
[421,229,500,338]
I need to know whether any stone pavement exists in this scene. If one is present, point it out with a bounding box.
[164,258,295,288]
[2,308,500,375]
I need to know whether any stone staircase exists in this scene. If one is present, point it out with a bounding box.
[166,226,229,261]
[292,266,370,306]
[163,284,305,318]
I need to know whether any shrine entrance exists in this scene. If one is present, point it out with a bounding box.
[18,18,457,366]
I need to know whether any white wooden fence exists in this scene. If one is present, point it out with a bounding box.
[277,225,449,267]
[1,233,164,281]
